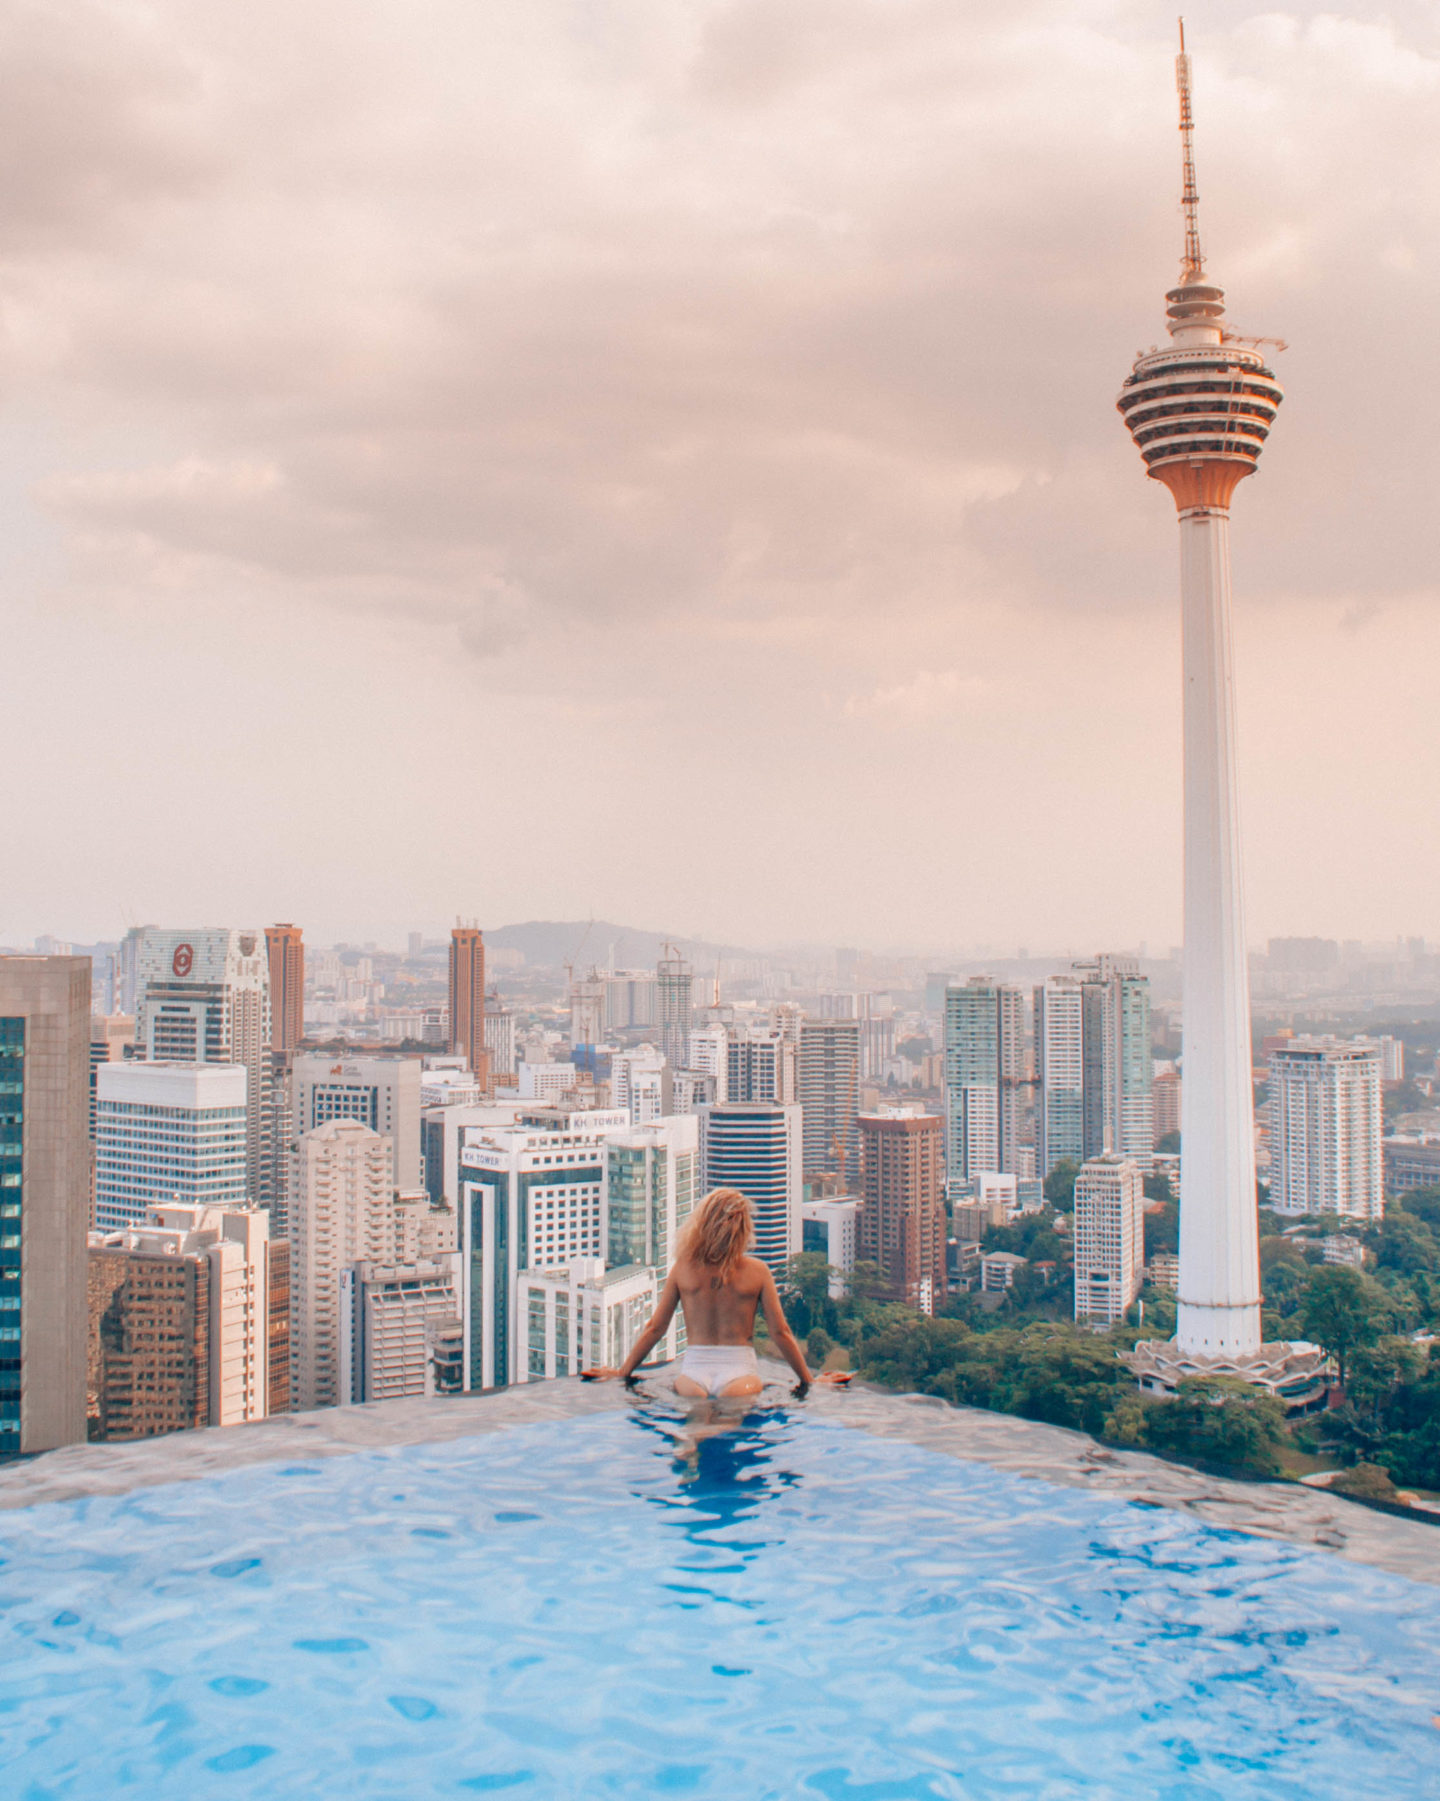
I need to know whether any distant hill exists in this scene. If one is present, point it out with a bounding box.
[485,920,755,972]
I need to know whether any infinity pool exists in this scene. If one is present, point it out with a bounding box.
[3,1402,1438,1798]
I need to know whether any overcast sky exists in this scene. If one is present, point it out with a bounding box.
[3,0,1438,956]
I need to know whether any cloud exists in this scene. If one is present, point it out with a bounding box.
[5,1,1440,949]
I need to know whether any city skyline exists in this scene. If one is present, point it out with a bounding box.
[5,4,1440,952]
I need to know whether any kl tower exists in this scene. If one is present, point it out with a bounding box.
[1122,29,1321,1401]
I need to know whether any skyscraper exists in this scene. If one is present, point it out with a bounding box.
[1120,35,1312,1397]
[656,951,693,1069]
[797,1017,861,1180]
[1268,1039,1383,1222]
[857,1110,946,1314]
[95,1063,249,1231]
[696,1102,802,1275]
[291,1054,422,1192]
[1075,956,1154,1167]
[1073,1156,1145,1326]
[943,978,1023,1189]
[449,924,489,1090]
[291,1119,395,1410]
[0,957,91,1458]
[87,1201,278,1436]
[1033,975,1084,1177]
[265,923,305,1052]
[568,970,605,1050]
[726,1028,797,1105]
[134,929,271,1209]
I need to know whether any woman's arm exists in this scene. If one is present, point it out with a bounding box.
[760,1268,814,1389]
[601,1273,681,1382]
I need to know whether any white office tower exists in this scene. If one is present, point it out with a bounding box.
[569,971,606,1050]
[726,1029,797,1104]
[515,1260,658,1383]
[484,1003,517,1080]
[798,1017,861,1179]
[801,1197,859,1296]
[1076,956,1154,1167]
[157,1201,273,1423]
[95,1063,249,1231]
[1122,37,1321,1403]
[291,1055,422,1194]
[291,1120,395,1410]
[458,1122,609,1389]
[1268,1039,1383,1222]
[340,1253,461,1403]
[686,1026,730,1101]
[518,1061,580,1104]
[697,1103,802,1274]
[134,929,271,1210]
[1073,1156,1145,1326]
[611,1045,670,1124]
[656,952,694,1069]
[420,1067,483,1109]
[1034,976,1084,1176]
[943,978,1024,1189]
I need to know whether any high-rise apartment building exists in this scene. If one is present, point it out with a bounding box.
[611,1045,671,1124]
[1034,959,1154,1176]
[0,957,91,1458]
[798,1017,861,1179]
[696,1103,802,1274]
[485,998,516,1081]
[1073,1155,1145,1325]
[1034,975,1084,1176]
[603,970,657,1032]
[726,1029,797,1105]
[1153,1068,1182,1146]
[134,929,271,1209]
[265,924,305,1052]
[1075,956,1154,1166]
[943,979,1024,1188]
[449,925,489,1090]
[515,1259,658,1383]
[291,1054,422,1193]
[857,1111,945,1313]
[569,971,605,1050]
[1268,1039,1383,1222]
[685,1026,730,1101]
[87,1201,279,1437]
[339,1253,462,1403]
[94,1063,249,1231]
[291,1120,395,1410]
[458,1121,610,1389]
[656,952,693,1069]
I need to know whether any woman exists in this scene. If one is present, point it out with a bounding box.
[591,1186,843,1397]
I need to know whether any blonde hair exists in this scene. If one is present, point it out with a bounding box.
[677,1187,753,1274]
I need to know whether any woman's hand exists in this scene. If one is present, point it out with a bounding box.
[581,1367,621,1382]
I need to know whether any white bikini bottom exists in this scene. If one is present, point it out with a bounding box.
[678,1344,760,1397]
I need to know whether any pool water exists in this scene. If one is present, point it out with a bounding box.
[2,1404,1438,1798]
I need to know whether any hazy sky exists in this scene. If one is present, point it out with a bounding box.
[4,1,1439,955]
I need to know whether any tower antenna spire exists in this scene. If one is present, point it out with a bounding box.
[1176,18,1204,282]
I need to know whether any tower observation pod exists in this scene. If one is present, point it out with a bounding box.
[1122,29,1323,1406]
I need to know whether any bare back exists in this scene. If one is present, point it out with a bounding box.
[672,1251,773,1346]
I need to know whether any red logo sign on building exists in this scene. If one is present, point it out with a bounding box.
[172,943,194,978]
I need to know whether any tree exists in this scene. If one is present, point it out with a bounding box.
[781,1252,835,1334]
[1300,1266,1383,1389]
[1330,1463,1402,1504]
[1144,1199,1179,1259]
[1156,1131,1181,1155]
[1043,1159,1079,1213]
[1141,1375,1287,1476]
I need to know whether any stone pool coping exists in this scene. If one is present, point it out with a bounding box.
[3,1367,1436,1586]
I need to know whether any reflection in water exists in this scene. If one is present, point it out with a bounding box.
[626,1391,804,1546]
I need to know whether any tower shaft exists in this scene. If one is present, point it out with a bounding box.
[1175,506,1261,1356]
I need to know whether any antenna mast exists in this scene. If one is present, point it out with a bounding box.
[1176,19,1204,282]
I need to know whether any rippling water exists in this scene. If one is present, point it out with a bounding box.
[2,1404,1438,1797]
